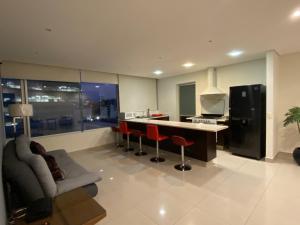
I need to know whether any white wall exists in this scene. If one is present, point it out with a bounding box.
[276,52,300,153]
[217,59,266,115]
[32,128,114,152]
[266,51,280,159]
[158,70,207,121]
[158,59,266,121]
[119,74,157,112]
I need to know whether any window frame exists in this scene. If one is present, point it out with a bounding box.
[1,78,27,139]
[1,78,120,138]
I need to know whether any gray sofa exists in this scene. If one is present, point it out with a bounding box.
[2,135,101,211]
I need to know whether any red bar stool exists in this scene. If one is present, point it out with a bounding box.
[119,121,134,152]
[146,124,168,163]
[171,136,194,171]
[111,126,124,147]
[131,129,147,156]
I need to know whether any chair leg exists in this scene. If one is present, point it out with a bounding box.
[150,141,165,162]
[175,145,191,171]
[135,136,147,156]
[124,134,133,152]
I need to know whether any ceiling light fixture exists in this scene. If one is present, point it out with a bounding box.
[153,70,163,75]
[291,9,300,18]
[227,50,244,57]
[159,208,166,216]
[182,62,195,68]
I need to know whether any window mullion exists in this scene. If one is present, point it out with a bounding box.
[21,80,31,137]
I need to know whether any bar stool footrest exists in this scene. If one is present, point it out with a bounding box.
[150,157,165,163]
[174,164,192,171]
[135,152,147,156]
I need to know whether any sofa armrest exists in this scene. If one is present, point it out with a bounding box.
[56,172,102,195]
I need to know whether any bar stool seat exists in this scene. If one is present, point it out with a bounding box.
[156,135,169,142]
[171,136,194,171]
[131,129,147,156]
[147,124,168,163]
[119,121,134,152]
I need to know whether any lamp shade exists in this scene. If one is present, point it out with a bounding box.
[8,104,33,117]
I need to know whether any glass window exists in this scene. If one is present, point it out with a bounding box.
[27,80,81,137]
[1,78,24,138]
[81,83,118,130]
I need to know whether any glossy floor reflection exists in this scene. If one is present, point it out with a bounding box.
[70,144,299,225]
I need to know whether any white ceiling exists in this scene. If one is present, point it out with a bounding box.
[1,0,300,78]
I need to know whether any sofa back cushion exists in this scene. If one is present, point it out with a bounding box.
[15,135,57,197]
[27,155,57,197]
[15,135,32,161]
[2,140,45,209]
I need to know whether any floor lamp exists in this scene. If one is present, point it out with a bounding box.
[8,104,33,137]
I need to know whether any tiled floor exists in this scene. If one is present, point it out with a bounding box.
[70,144,300,225]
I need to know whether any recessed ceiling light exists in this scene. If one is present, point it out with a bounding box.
[159,208,166,216]
[153,70,163,75]
[182,62,195,68]
[227,50,244,57]
[291,9,300,18]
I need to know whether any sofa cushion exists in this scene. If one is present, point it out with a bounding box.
[48,149,101,195]
[2,141,45,207]
[26,155,57,197]
[15,135,32,161]
[56,172,101,195]
[47,149,88,178]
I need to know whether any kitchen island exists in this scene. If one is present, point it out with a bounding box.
[126,119,228,162]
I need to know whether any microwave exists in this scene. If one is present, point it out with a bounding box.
[119,112,136,120]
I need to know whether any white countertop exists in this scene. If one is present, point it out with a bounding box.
[126,118,228,132]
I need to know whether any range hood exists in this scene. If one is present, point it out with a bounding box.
[200,67,225,96]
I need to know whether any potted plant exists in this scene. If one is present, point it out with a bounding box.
[283,106,300,165]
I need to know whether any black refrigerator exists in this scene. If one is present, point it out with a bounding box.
[229,84,266,159]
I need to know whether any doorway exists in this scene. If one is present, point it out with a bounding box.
[179,83,196,122]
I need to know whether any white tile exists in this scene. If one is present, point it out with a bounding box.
[175,208,230,225]
[246,187,300,225]
[101,208,158,225]
[197,192,256,225]
[70,148,299,225]
[136,192,194,225]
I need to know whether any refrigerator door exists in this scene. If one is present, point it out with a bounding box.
[229,85,265,159]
